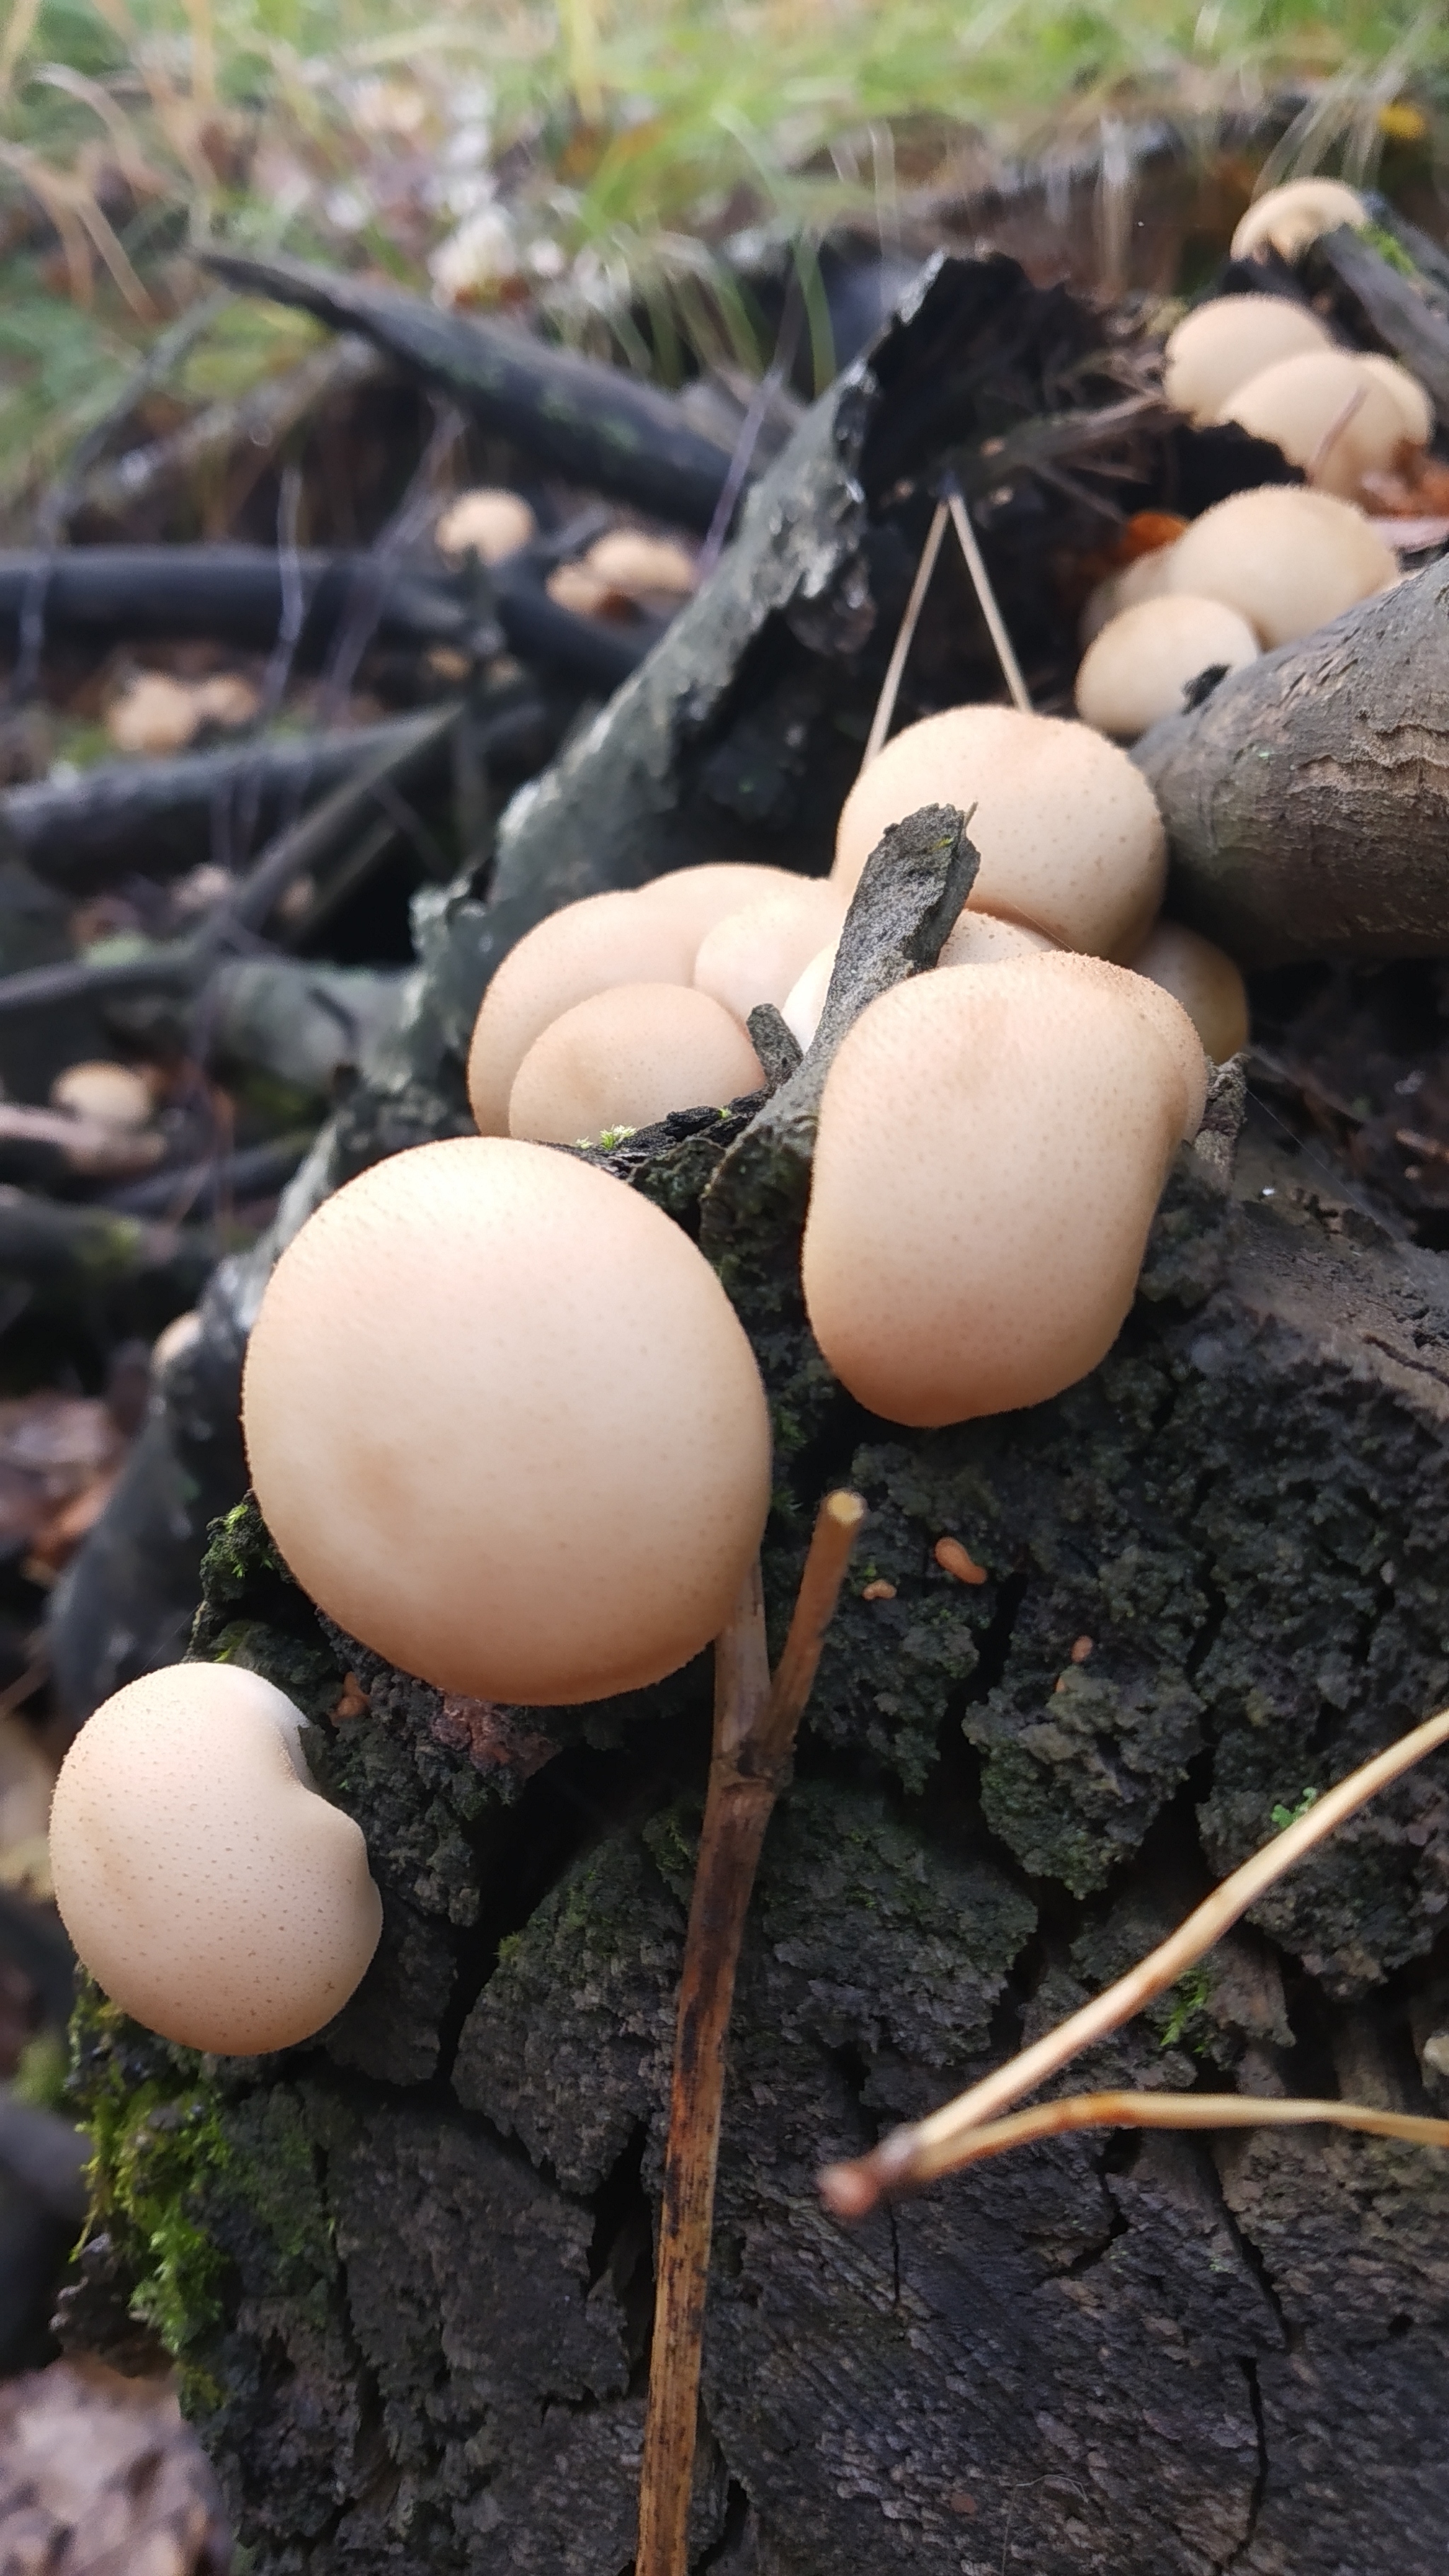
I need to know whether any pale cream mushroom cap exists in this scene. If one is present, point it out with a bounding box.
[801,953,1191,1427]
[1049,951,1208,1139]
[833,706,1167,960]
[1231,178,1368,266]
[1219,349,1409,498]
[1356,351,1434,447]
[937,911,1058,970]
[693,882,847,1023]
[49,1662,381,2056]
[107,673,204,757]
[1131,920,1250,1063]
[1165,485,1397,647]
[435,488,537,563]
[466,890,697,1134]
[636,861,814,950]
[1162,294,1333,425]
[1075,594,1259,740]
[51,1061,154,1132]
[1080,544,1179,646]
[243,1137,773,1706]
[584,529,698,599]
[782,940,838,1050]
[508,982,764,1143]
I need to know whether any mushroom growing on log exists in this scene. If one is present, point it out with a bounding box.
[47,243,1449,2576]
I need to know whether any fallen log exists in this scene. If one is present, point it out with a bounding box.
[201,248,741,532]
[1133,558,1449,965]
[48,246,1449,2572]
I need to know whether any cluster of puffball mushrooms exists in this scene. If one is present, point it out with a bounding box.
[1076,176,1414,741]
[45,173,1419,2065]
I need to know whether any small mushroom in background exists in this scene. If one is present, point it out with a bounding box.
[49,1661,382,2054]
[507,982,765,1144]
[1162,294,1334,425]
[833,706,1166,961]
[1164,484,1397,646]
[1129,920,1250,1063]
[50,1060,155,1132]
[546,529,699,621]
[1075,594,1259,740]
[1230,176,1368,265]
[1079,541,1181,646]
[1219,350,1422,498]
[693,882,847,1023]
[800,953,1203,1429]
[434,487,538,563]
[466,889,698,1134]
[782,938,838,1050]
[242,1137,773,1705]
[106,670,259,757]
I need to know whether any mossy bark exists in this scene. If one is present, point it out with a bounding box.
[62,1104,1449,2576]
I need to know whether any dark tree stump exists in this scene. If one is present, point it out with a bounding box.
[62,1103,1449,2576]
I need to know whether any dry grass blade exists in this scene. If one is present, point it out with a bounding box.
[945,484,1031,712]
[637,1490,865,2576]
[821,1698,1449,2214]
[902,2089,1449,2180]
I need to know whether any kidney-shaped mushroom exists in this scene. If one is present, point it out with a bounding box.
[50,1661,381,2056]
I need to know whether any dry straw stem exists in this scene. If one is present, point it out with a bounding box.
[896,2090,1449,2178]
[821,1697,1449,2216]
[637,1490,866,2576]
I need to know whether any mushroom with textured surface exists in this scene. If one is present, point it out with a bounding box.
[1163,294,1334,424]
[466,890,698,1134]
[693,882,846,1024]
[1164,485,1397,646]
[801,952,1203,1427]
[833,706,1167,961]
[1130,921,1249,1062]
[1075,594,1259,739]
[507,982,764,1142]
[1219,350,1421,498]
[1230,178,1368,266]
[49,1661,381,2055]
[242,1137,773,1706]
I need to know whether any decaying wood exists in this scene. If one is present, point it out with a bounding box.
[201,248,741,533]
[1135,558,1449,964]
[0,544,499,664]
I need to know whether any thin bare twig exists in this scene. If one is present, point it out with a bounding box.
[903,2089,1449,2175]
[637,1490,866,2576]
[945,484,1031,713]
[821,1697,1449,2214]
[860,498,948,771]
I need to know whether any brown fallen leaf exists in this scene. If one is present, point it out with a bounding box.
[0,2356,232,2575]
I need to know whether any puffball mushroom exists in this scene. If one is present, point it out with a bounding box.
[779,918,1046,1057]
[1131,920,1249,1063]
[242,1137,773,1704]
[51,1060,154,1131]
[1356,351,1435,446]
[49,1661,381,2055]
[435,488,537,562]
[693,882,847,1023]
[1080,544,1179,646]
[1220,350,1414,498]
[466,889,697,1134]
[800,953,1201,1427]
[585,529,698,602]
[507,982,765,1143]
[636,861,810,949]
[1162,294,1333,425]
[1165,485,1396,647]
[1230,177,1368,266]
[1075,594,1259,739]
[833,706,1166,961]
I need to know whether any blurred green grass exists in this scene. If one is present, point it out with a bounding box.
[0,0,1444,514]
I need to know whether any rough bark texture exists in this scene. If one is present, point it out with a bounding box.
[1135,560,1449,965]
